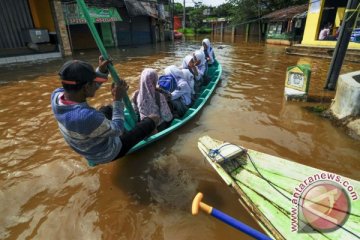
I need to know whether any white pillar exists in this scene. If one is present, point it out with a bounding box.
[330,71,360,119]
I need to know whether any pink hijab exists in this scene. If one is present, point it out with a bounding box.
[134,68,172,124]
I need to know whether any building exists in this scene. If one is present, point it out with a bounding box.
[285,0,360,62]
[0,0,173,65]
[263,4,308,46]
[302,0,360,49]
[60,0,173,49]
[0,0,62,64]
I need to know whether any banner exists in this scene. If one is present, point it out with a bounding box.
[63,3,122,25]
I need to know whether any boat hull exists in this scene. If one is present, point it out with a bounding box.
[198,136,360,240]
[125,61,222,153]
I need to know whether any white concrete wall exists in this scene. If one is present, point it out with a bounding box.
[331,71,360,119]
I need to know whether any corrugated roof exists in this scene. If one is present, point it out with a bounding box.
[124,0,158,18]
[262,4,308,21]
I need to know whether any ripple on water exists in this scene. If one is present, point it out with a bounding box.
[0,161,100,239]
[0,40,359,240]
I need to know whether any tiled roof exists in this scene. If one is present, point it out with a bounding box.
[263,4,308,21]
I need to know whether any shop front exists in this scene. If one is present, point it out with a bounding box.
[302,0,360,49]
[0,0,59,59]
[62,2,122,50]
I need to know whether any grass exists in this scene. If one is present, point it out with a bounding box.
[178,27,212,36]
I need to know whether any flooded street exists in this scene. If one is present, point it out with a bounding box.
[0,37,359,239]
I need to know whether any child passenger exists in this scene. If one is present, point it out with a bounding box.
[165,65,192,118]
[193,50,207,77]
[182,69,195,99]
[182,55,200,80]
[131,68,173,132]
[182,55,202,93]
[201,38,215,64]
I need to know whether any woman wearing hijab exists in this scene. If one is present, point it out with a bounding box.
[201,38,215,65]
[193,50,207,77]
[182,68,195,99]
[131,68,173,132]
[165,65,192,118]
[182,55,202,93]
[182,55,200,80]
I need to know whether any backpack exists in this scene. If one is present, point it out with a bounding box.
[158,74,177,92]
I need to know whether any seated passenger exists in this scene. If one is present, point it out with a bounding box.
[193,50,207,77]
[319,23,333,40]
[201,38,215,64]
[182,55,202,93]
[131,68,173,132]
[182,69,195,99]
[165,65,192,118]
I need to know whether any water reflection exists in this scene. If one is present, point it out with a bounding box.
[0,36,359,239]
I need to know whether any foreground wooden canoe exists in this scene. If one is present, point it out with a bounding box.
[125,60,222,153]
[198,136,360,240]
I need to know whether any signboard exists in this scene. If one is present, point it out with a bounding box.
[63,3,122,25]
[285,65,311,93]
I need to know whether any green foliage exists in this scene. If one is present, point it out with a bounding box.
[196,27,212,34]
[213,3,233,18]
[174,2,183,15]
[189,5,207,31]
[178,27,211,35]
[178,28,195,35]
[227,0,308,24]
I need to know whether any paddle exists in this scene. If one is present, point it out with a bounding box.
[192,192,272,240]
[76,0,136,128]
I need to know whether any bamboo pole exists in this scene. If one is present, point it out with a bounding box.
[76,0,136,128]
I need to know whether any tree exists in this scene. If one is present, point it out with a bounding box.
[213,3,232,18]
[188,5,207,31]
[227,0,308,23]
[174,2,183,15]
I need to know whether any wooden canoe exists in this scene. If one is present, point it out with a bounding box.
[125,61,222,153]
[198,136,360,240]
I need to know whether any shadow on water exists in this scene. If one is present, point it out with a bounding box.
[112,110,207,208]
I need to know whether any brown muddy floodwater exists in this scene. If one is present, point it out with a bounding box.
[0,36,359,240]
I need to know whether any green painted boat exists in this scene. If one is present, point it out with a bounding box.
[198,136,360,240]
[77,0,222,156]
[125,61,222,153]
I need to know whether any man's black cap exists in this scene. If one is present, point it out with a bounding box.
[59,60,107,85]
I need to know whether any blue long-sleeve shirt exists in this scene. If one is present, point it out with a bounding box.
[51,88,125,165]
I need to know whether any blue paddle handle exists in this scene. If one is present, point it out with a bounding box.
[211,208,272,240]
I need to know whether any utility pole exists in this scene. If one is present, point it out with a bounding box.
[171,0,174,40]
[182,0,186,29]
[324,0,360,90]
[258,0,261,42]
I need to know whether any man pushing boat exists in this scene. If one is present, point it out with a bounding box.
[51,57,159,166]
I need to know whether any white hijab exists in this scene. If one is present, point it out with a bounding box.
[165,65,186,86]
[194,50,206,66]
[182,55,193,69]
[201,38,214,64]
[182,69,195,94]
[202,38,212,50]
